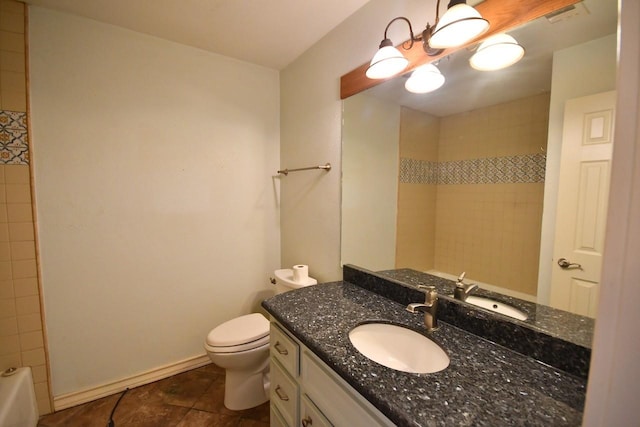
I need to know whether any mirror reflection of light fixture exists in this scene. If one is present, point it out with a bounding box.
[405,63,445,93]
[469,33,525,71]
[366,0,489,80]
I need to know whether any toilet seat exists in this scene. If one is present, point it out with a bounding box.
[206,313,270,353]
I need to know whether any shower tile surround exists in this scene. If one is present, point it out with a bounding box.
[0,0,51,414]
[396,94,549,296]
[263,264,588,426]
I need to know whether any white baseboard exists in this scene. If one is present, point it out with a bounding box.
[53,354,211,411]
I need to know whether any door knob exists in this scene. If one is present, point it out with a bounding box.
[557,258,582,269]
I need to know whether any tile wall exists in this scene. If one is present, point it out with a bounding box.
[396,93,550,296]
[396,108,439,270]
[0,0,51,414]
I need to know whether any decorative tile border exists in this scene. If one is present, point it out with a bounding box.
[400,153,546,185]
[0,110,29,165]
[399,158,438,184]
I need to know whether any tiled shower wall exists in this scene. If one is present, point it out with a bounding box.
[0,0,51,414]
[397,93,549,296]
[396,107,439,271]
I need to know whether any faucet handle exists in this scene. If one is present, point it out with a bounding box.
[457,271,466,284]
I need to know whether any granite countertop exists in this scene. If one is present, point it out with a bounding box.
[344,266,591,378]
[262,281,586,427]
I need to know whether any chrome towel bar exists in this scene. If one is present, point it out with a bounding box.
[277,163,331,176]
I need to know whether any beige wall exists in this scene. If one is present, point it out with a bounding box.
[280,0,436,281]
[29,6,280,402]
[0,0,50,414]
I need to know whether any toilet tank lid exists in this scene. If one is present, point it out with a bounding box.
[206,313,269,347]
[274,268,318,288]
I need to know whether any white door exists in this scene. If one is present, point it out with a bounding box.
[550,91,616,317]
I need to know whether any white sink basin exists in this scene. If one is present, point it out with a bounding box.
[348,323,450,374]
[464,296,528,321]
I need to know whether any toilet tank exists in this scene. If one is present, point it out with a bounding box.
[273,268,317,294]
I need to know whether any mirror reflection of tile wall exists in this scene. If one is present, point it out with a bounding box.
[397,93,550,297]
[396,108,439,271]
[0,0,52,415]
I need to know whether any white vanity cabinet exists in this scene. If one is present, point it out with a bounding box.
[269,321,394,427]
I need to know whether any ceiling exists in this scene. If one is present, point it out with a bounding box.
[22,0,617,107]
[24,0,371,70]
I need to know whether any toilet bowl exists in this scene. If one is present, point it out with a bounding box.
[205,313,270,410]
[204,267,317,410]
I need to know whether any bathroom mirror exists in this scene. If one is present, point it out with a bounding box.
[341,0,617,319]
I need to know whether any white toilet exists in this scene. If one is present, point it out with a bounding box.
[204,266,317,410]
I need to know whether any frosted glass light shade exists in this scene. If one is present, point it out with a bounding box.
[405,64,445,94]
[469,33,525,71]
[366,45,409,79]
[429,3,489,49]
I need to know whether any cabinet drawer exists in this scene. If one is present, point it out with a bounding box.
[271,359,299,427]
[271,322,299,376]
[300,395,332,427]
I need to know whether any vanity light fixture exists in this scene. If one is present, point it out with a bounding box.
[365,17,412,79]
[366,0,489,80]
[469,33,525,71]
[404,63,445,93]
[429,0,490,49]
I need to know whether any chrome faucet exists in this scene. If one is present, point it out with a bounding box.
[454,272,478,301]
[406,285,439,332]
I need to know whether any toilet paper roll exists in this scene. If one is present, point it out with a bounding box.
[292,264,309,283]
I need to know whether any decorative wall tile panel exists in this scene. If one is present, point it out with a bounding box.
[400,153,546,185]
[0,110,29,164]
[399,158,438,184]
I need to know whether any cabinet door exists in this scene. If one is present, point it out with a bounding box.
[300,395,332,427]
[301,349,394,427]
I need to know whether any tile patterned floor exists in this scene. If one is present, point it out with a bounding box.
[38,364,270,427]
